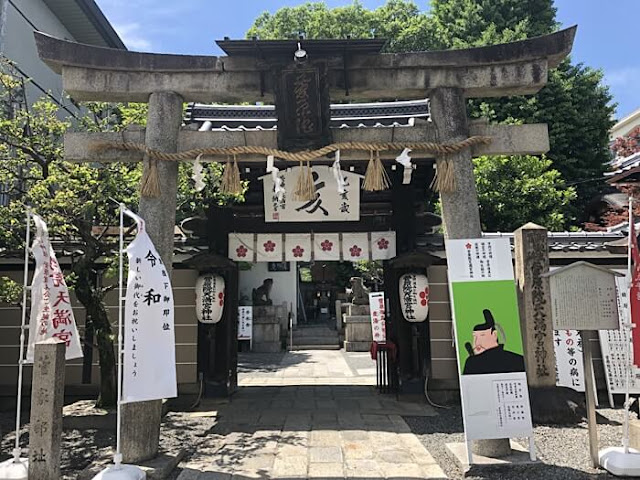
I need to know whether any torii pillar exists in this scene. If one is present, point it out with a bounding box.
[121,91,183,462]
[430,87,511,457]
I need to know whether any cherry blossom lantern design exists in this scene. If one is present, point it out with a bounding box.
[399,273,429,322]
[195,274,225,324]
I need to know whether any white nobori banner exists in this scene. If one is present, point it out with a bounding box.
[122,209,177,403]
[26,214,83,362]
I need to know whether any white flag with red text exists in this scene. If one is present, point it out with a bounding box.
[121,208,177,403]
[26,214,83,362]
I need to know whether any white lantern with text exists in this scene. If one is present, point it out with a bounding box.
[195,274,225,324]
[399,273,429,322]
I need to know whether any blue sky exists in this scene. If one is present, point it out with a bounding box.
[95,0,639,120]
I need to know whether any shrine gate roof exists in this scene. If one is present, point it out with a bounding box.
[184,99,430,131]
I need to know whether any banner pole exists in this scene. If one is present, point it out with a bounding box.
[115,203,124,468]
[624,195,633,454]
[13,208,31,462]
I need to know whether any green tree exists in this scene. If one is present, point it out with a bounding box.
[0,61,141,407]
[429,0,615,215]
[247,1,436,52]
[247,0,615,229]
[0,61,240,406]
[474,155,576,231]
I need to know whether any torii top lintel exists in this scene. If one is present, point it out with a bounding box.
[34,26,575,104]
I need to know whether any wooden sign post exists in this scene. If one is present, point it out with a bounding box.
[544,262,623,467]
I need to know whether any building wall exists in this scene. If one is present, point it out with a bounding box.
[238,262,297,324]
[0,266,198,394]
[0,0,79,113]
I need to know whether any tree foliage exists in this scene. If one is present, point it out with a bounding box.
[247,0,616,230]
[0,60,142,407]
[474,155,576,231]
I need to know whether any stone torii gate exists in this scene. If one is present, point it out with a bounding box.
[35,27,575,462]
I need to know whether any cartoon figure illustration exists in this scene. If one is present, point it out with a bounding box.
[463,308,525,375]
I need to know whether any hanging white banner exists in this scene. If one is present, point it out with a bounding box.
[313,233,341,261]
[371,231,396,260]
[553,329,585,392]
[122,209,177,403]
[256,233,284,261]
[261,165,362,222]
[228,233,255,262]
[284,234,312,262]
[342,233,369,261]
[369,292,387,343]
[26,214,83,363]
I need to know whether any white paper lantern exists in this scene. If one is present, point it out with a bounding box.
[195,274,225,323]
[399,273,429,322]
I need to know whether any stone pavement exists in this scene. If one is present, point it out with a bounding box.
[238,350,377,386]
[176,351,447,479]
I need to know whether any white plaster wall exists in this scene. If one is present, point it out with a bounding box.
[239,262,297,324]
[1,0,79,113]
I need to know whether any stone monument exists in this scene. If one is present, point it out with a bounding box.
[28,339,65,480]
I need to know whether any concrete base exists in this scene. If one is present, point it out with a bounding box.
[92,465,146,479]
[79,449,186,480]
[472,438,511,457]
[0,457,28,479]
[599,447,640,477]
[344,341,370,352]
[446,440,536,472]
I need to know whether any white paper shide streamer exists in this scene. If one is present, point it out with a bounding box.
[122,209,177,403]
[192,154,206,192]
[267,155,285,202]
[26,214,83,362]
[332,150,348,194]
[395,148,413,185]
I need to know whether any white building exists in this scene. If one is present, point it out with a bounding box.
[0,0,125,115]
[611,107,640,142]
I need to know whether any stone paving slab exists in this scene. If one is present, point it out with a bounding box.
[176,351,446,479]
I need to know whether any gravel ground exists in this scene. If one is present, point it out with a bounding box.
[404,406,628,479]
[1,395,633,479]
[0,402,218,479]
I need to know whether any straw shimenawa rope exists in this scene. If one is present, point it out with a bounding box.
[363,150,391,192]
[90,137,490,197]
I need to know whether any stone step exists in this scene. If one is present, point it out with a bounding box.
[288,344,341,350]
[293,329,337,337]
[290,336,339,346]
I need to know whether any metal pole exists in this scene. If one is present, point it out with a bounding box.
[13,208,31,462]
[624,195,634,453]
[582,329,599,467]
[114,203,124,468]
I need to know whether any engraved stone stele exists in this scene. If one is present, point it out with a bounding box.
[514,223,555,388]
[28,339,65,480]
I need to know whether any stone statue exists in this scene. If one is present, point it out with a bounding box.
[252,278,274,306]
[347,277,370,305]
